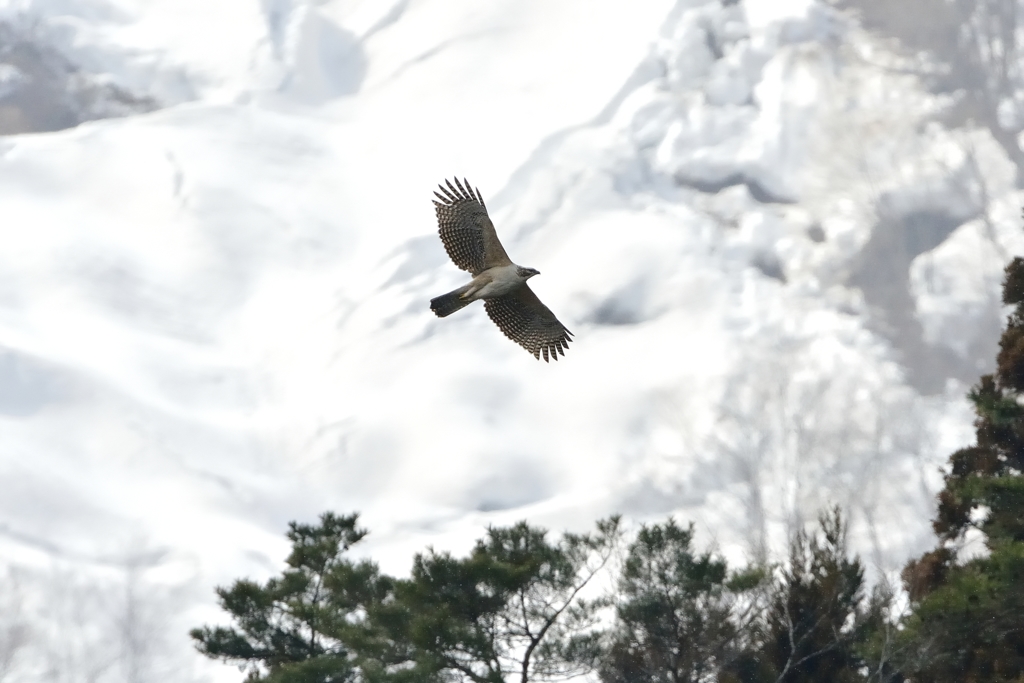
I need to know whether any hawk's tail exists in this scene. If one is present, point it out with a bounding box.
[430,287,472,318]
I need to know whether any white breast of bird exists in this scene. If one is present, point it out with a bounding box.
[476,264,528,300]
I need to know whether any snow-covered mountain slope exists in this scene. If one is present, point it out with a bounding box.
[0,0,1017,680]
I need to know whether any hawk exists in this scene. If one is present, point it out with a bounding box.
[429,178,573,361]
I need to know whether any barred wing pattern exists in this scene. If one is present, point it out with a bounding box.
[433,178,511,275]
[485,285,573,362]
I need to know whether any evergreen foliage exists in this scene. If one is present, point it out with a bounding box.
[900,254,1024,682]
[736,508,889,683]
[393,519,620,683]
[194,509,901,683]
[599,518,752,683]
[190,512,391,682]
[192,516,620,683]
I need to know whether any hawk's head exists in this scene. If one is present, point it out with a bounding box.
[517,266,540,280]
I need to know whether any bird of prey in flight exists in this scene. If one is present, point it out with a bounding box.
[429,178,573,361]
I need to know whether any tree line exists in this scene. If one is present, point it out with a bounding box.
[191,507,891,683]
[194,254,1024,683]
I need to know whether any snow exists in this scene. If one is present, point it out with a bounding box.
[0,0,1010,680]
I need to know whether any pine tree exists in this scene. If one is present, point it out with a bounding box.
[900,253,1024,681]
[726,509,879,683]
[190,512,390,682]
[391,519,621,683]
[598,518,761,683]
[191,515,619,683]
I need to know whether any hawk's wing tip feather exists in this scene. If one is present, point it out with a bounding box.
[435,177,485,207]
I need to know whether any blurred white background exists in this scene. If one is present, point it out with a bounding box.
[0,0,1019,680]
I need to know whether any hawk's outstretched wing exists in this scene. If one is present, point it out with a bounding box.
[485,285,573,362]
[433,178,512,275]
